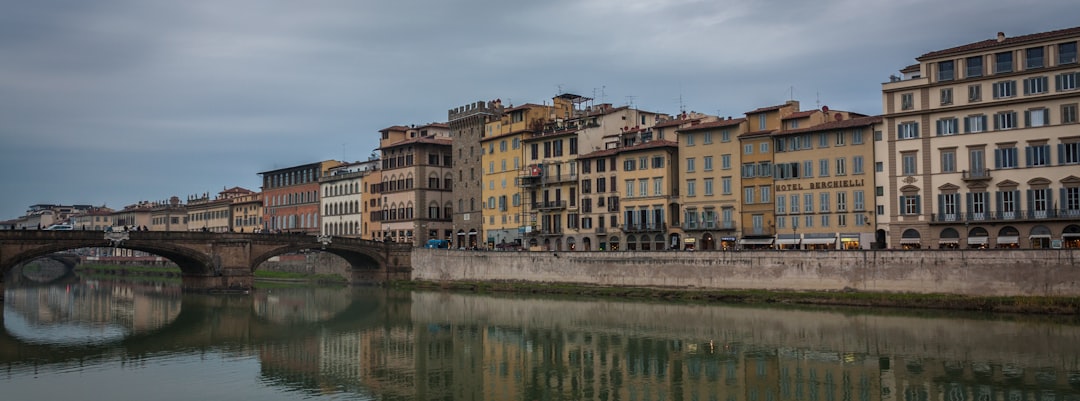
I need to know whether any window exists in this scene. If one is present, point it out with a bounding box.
[686,180,696,197]
[820,192,830,212]
[836,191,847,212]
[803,160,813,178]
[876,161,884,172]
[744,144,753,154]
[966,56,983,78]
[995,51,1013,74]
[625,180,634,197]
[653,178,663,196]
[776,195,786,214]
[819,159,830,177]
[639,179,648,198]
[703,156,713,171]
[1063,104,1078,124]
[1062,142,1080,164]
[686,134,695,146]
[966,192,987,220]
[997,190,1018,218]
[722,177,732,195]
[901,93,914,110]
[902,153,917,175]
[901,195,921,215]
[938,193,959,221]
[790,194,799,213]
[936,118,959,136]
[991,146,1018,171]
[761,186,771,203]
[938,60,955,81]
[854,190,865,211]
[741,163,755,178]
[853,129,864,145]
[512,138,520,149]
[940,88,953,105]
[819,133,829,148]
[964,115,987,133]
[721,130,731,142]
[994,111,1017,130]
[1057,72,1079,91]
[853,156,864,174]
[969,148,986,173]
[760,142,769,153]
[744,187,754,204]
[804,193,814,213]
[836,158,847,176]
[1025,108,1049,127]
[1025,46,1044,69]
[1026,144,1051,166]
[686,157,696,173]
[1023,76,1049,95]
[652,156,664,168]
[968,84,982,102]
[758,114,767,130]
[898,122,919,139]
[703,131,712,144]
[1029,188,1050,218]
[835,131,846,146]
[993,80,1016,98]
[623,159,635,171]
[1060,41,1078,64]
[704,178,714,196]
[639,157,647,169]
[1066,187,1080,213]
[721,154,731,169]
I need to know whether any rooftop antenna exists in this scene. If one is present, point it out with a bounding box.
[816,91,821,110]
[789,86,795,101]
[625,95,636,108]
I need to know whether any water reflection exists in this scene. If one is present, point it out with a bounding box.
[3,279,1080,401]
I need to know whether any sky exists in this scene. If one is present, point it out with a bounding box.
[2,0,1078,219]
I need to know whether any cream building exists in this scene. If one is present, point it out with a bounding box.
[186,187,254,232]
[882,27,1080,249]
[149,197,188,232]
[375,123,454,246]
[231,191,263,234]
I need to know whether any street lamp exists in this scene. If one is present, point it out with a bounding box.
[792,217,799,250]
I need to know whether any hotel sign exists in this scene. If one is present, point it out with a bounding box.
[775,179,865,192]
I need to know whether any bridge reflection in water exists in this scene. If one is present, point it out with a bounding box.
[3,280,1080,401]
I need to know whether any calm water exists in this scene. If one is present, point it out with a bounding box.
[3,278,1080,401]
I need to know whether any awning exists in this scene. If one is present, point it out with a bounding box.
[802,238,837,245]
[739,238,774,245]
[1064,233,1080,239]
[968,237,988,245]
[900,238,922,244]
[1029,234,1052,239]
[776,238,800,245]
[938,238,959,244]
[989,235,1015,245]
[840,237,860,242]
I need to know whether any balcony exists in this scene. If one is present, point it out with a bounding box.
[532,201,567,211]
[622,223,667,233]
[961,169,992,182]
[595,226,607,234]
[547,173,578,184]
[930,208,1080,224]
[681,221,737,231]
[531,228,563,237]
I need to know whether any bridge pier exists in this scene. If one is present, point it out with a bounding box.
[181,269,254,293]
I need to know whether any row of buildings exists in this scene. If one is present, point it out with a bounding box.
[6,27,1080,250]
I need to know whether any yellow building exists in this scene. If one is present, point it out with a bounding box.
[675,116,746,250]
[772,115,882,249]
[187,187,254,232]
[481,103,556,249]
[882,27,1080,249]
[615,136,679,251]
[149,197,188,232]
[232,191,263,233]
[737,101,801,248]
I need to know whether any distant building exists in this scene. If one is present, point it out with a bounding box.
[449,100,503,249]
[72,206,116,231]
[149,197,188,232]
[231,191,263,234]
[187,187,255,232]
[374,124,453,246]
[319,160,378,237]
[259,160,343,234]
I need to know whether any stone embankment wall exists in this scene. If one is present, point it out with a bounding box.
[411,249,1080,297]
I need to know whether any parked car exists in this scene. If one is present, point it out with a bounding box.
[43,224,74,231]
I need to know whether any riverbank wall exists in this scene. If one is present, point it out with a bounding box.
[410,249,1080,297]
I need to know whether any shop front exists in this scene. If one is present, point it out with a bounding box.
[739,237,774,250]
[840,234,862,250]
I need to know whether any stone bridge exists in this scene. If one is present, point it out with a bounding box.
[0,231,413,294]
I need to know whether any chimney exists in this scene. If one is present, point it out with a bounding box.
[997,32,1005,42]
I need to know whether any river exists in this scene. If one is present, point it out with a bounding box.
[2,278,1080,401]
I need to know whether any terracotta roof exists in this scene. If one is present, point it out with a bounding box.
[578,147,621,159]
[744,104,787,115]
[615,140,678,154]
[378,135,452,150]
[917,26,1080,61]
[900,64,920,73]
[772,115,883,136]
[379,125,410,133]
[781,110,818,120]
[653,118,696,128]
[503,103,545,113]
[738,129,775,138]
[676,118,746,133]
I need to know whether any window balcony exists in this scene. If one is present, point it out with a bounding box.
[930,208,1080,223]
[622,223,667,233]
[961,169,992,181]
[531,201,567,211]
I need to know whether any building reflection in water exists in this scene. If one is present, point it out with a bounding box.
[5,281,1080,400]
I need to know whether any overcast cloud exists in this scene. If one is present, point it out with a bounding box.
[1,0,1077,218]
